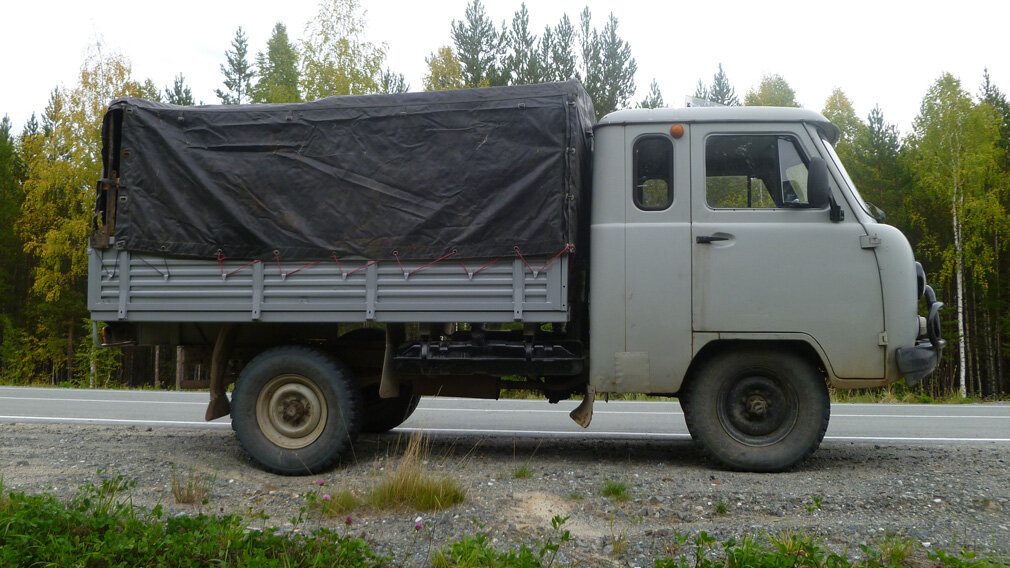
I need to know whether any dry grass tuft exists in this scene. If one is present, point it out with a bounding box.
[367,431,465,511]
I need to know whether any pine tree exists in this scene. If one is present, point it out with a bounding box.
[164,73,195,105]
[538,14,577,83]
[503,4,540,84]
[708,64,739,106]
[579,9,636,119]
[215,26,255,104]
[251,23,301,103]
[451,0,504,87]
[637,79,664,109]
[380,68,408,93]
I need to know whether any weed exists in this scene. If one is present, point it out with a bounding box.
[567,492,583,501]
[367,431,466,511]
[866,533,916,566]
[609,514,627,557]
[170,466,215,506]
[600,479,629,501]
[512,464,532,479]
[306,488,358,518]
[431,515,570,568]
[806,495,823,513]
[714,500,728,515]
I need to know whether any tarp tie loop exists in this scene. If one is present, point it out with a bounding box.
[392,251,406,279]
[216,250,225,279]
[460,257,500,280]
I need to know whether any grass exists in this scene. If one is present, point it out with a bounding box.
[1,478,1007,568]
[306,488,358,518]
[714,500,728,515]
[600,479,629,501]
[170,466,215,505]
[366,431,466,511]
[512,464,532,479]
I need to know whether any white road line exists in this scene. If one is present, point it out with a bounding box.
[0,415,230,427]
[414,407,1010,419]
[394,427,1010,443]
[0,396,205,405]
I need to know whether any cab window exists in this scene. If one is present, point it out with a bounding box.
[632,136,673,210]
[705,135,810,209]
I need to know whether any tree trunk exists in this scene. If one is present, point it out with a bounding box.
[154,345,161,389]
[67,320,75,384]
[953,190,967,398]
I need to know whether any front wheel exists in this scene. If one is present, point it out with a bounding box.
[681,348,829,472]
[231,346,361,475]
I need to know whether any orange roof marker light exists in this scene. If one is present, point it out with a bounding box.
[670,124,685,139]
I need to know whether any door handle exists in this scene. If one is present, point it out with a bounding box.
[696,235,730,244]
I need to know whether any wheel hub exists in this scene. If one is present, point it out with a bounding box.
[718,373,797,445]
[256,374,328,449]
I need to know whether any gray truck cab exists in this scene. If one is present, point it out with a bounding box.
[586,107,943,469]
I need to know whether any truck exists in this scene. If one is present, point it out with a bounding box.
[88,81,944,474]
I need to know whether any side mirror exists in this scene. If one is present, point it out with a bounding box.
[806,157,844,222]
[807,157,830,208]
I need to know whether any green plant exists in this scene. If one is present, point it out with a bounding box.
[714,500,728,515]
[512,464,532,479]
[170,466,215,506]
[600,479,628,501]
[431,515,570,568]
[864,533,916,566]
[806,495,823,513]
[609,514,627,557]
[306,488,358,518]
[367,431,466,511]
[567,492,583,501]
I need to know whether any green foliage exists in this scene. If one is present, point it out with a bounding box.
[451,0,506,87]
[215,26,255,104]
[538,14,578,83]
[431,515,570,568]
[0,477,388,567]
[379,68,409,94]
[600,479,628,501]
[503,3,541,84]
[512,464,532,479]
[164,73,195,105]
[694,63,739,106]
[822,88,865,152]
[300,0,387,99]
[251,23,301,103]
[424,46,465,91]
[744,74,800,107]
[579,8,637,119]
[638,79,665,109]
[305,487,359,517]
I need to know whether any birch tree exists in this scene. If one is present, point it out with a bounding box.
[909,73,1004,396]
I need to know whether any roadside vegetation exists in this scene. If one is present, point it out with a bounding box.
[1,476,1006,568]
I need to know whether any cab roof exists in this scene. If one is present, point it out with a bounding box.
[597,106,840,145]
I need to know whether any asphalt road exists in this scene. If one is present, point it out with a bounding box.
[1,386,1008,444]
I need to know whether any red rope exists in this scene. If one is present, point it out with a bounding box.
[513,246,535,274]
[346,260,379,277]
[408,249,457,277]
[332,254,344,278]
[273,250,283,277]
[285,260,321,278]
[514,244,574,276]
[460,257,500,278]
[217,250,225,278]
[225,258,261,278]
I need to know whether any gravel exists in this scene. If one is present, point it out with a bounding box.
[1,422,1009,565]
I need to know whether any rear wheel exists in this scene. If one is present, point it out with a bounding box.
[337,327,420,433]
[681,347,829,472]
[232,346,360,475]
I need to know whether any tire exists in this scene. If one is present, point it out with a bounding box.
[681,347,829,472]
[360,385,421,433]
[337,327,420,434]
[231,346,361,475]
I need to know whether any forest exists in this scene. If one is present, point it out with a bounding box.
[1,0,1007,398]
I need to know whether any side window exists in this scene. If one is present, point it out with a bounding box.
[632,136,673,210]
[705,134,810,209]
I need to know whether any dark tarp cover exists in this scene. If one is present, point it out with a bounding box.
[95,81,595,261]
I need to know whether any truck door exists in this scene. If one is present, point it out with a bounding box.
[690,123,885,379]
[620,125,693,392]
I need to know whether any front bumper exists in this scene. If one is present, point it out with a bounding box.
[896,284,945,385]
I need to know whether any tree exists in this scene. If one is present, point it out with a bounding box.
[251,23,301,103]
[451,0,504,87]
[693,79,709,101]
[821,88,865,165]
[300,0,386,99]
[423,46,465,91]
[503,3,541,84]
[708,64,739,106]
[637,79,664,109]
[215,27,255,104]
[909,73,1005,397]
[579,8,636,119]
[0,115,30,357]
[379,68,408,93]
[744,74,799,107]
[164,73,195,105]
[17,43,147,383]
[538,14,577,83]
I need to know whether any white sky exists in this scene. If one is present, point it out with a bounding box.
[2,0,1007,137]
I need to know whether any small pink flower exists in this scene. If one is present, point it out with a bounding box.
[316,479,325,486]
[345,514,353,526]
[322,494,331,501]
[414,521,423,531]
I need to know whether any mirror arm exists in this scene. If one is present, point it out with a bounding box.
[829,196,844,222]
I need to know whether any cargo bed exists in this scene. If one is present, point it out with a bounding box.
[88,245,570,323]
